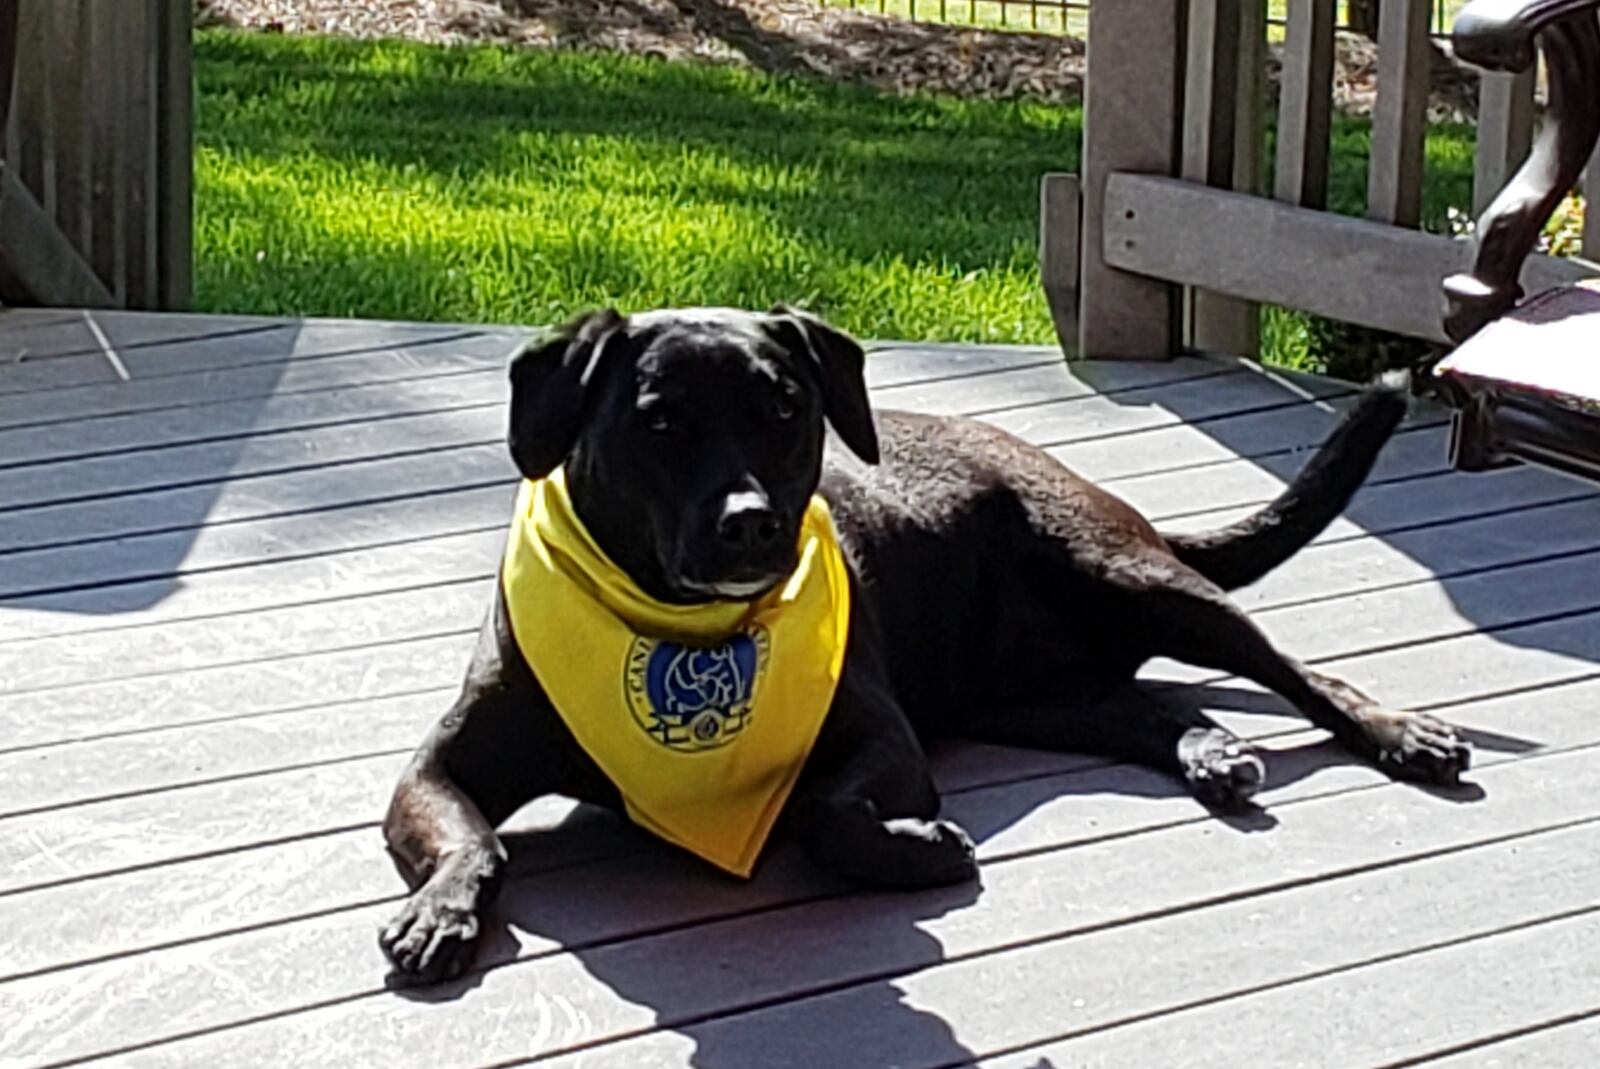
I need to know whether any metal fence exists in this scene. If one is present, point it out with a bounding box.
[823,0,1463,36]
[824,0,1091,33]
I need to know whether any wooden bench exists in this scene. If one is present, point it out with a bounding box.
[1437,0,1600,482]
[1058,0,1600,486]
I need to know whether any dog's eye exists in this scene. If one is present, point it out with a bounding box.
[772,398,797,423]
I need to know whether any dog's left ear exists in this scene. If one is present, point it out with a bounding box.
[766,305,880,464]
[507,309,625,479]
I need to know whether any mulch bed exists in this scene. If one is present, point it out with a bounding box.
[196,0,1481,119]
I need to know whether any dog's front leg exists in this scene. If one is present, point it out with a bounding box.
[379,751,506,984]
[789,672,977,889]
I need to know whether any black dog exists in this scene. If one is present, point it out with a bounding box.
[380,306,1470,982]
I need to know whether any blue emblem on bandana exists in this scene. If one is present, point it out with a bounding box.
[626,627,770,751]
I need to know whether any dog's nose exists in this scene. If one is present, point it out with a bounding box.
[717,491,781,551]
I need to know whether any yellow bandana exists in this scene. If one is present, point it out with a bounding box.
[500,470,850,877]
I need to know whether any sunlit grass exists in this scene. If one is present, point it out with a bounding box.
[195,30,1077,343]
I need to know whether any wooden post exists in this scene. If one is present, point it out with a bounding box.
[1474,68,1537,215]
[1368,0,1433,227]
[1231,0,1266,197]
[1,0,19,139]
[123,0,158,310]
[1585,135,1600,260]
[86,0,127,304]
[1078,0,1184,360]
[1584,9,1600,262]
[1274,0,1336,209]
[156,0,193,310]
[1183,0,1242,192]
[1183,0,1265,357]
[1039,173,1081,355]
[9,0,50,211]
[55,3,94,261]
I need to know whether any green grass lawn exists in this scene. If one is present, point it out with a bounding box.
[194,28,1477,360]
[195,30,1077,343]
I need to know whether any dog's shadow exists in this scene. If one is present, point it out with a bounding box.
[396,808,982,1066]
[394,681,1528,1065]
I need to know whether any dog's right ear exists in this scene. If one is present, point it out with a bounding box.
[507,309,625,480]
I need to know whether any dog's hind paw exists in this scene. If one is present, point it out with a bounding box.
[1371,710,1472,786]
[1179,728,1266,810]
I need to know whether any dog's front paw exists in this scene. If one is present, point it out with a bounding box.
[1370,710,1472,786]
[881,816,979,887]
[380,888,481,984]
[1179,728,1266,810]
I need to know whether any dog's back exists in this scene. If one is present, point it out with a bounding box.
[824,379,1405,588]
[818,381,1408,728]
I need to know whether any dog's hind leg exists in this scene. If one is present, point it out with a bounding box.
[970,695,1268,811]
[1119,557,1471,786]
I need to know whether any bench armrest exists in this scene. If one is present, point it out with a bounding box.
[1453,0,1600,67]
[1442,0,1600,342]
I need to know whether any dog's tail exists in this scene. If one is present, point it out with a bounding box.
[1161,375,1408,592]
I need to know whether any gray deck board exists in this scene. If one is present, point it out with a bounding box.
[0,349,1186,468]
[0,311,507,387]
[8,462,1596,752]
[1413,1016,1600,1067]
[0,742,1088,988]
[68,744,1600,1069]
[0,332,1066,432]
[0,396,1445,559]
[5,423,1467,606]
[9,527,1600,818]
[537,822,1600,1069]
[1,666,1581,1002]
[974,895,1600,1069]
[0,357,1203,511]
[10,679,1600,1068]
[7,580,1595,900]
[0,329,502,430]
[2,311,1596,1069]
[0,382,1444,643]
[0,424,1566,635]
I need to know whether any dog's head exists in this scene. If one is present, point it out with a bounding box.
[506,305,878,604]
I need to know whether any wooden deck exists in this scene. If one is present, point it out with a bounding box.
[3,308,1600,1068]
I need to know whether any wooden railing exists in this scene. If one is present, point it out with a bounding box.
[1047,0,1600,360]
[0,0,193,311]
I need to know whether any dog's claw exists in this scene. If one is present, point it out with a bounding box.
[1179,728,1266,810]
